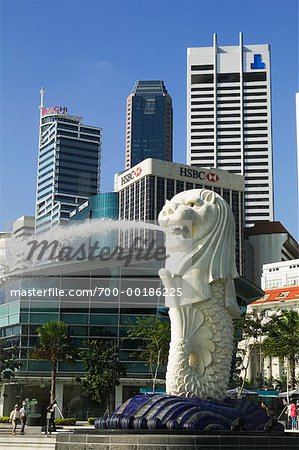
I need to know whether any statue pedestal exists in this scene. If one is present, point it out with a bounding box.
[94,394,284,432]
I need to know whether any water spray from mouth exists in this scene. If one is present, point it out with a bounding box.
[3,219,165,275]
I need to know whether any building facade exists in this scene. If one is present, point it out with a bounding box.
[125,81,173,169]
[35,90,101,234]
[115,158,245,274]
[187,33,274,227]
[12,216,35,240]
[261,259,299,290]
[245,222,299,287]
[69,192,119,221]
[244,285,299,385]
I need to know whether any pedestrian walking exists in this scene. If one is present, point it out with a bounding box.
[20,401,28,434]
[9,405,21,435]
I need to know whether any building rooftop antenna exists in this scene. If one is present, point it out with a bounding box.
[40,87,46,109]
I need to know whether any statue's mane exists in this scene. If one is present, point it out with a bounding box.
[190,189,238,283]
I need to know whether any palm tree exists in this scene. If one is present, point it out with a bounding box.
[30,321,76,404]
[263,310,299,389]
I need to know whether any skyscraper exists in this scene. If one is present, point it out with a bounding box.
[187,33,274,227]
[35,88,101,234]
[125,80,173,169]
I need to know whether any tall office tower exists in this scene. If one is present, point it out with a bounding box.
[125,80,173,169]
[35,89,101,234]
[187,33,274,227]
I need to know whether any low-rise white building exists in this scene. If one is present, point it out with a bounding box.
[241,284,299,385]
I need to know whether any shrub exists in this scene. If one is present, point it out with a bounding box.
[0,416,10,423]
[88,417,96,425]
[54,417,76,426]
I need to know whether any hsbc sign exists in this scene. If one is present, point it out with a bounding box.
[121,166,142,186]
[179,167,219,182]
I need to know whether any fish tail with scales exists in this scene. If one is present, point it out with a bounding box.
[166,281,233,400]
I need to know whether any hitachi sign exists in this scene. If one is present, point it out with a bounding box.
[42,106,68,116]
[179,167,219,182]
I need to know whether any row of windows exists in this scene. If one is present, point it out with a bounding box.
[245,197,269,202]
[38,167,53,180]
[192,99,267,105]
[190,113,268,119]
[191,85,267,92]
[191,93,267,100]
[58,157,99,169]
[191,72,267,84]
[191,130,268,136]
[59,150,99,163]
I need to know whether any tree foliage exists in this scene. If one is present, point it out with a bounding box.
[78,340,126,414]
[30,321,76,404]
[263,309,299,389]
[0,339,21,382]
[231,311,264,392]
[127,316,170,392]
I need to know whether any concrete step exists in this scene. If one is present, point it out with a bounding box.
[0,435,56,449]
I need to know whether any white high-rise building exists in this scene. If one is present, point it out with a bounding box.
[187,33,274,227]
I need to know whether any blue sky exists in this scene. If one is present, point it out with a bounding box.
[0,0,298,239]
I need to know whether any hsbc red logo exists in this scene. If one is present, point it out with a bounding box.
[121,166,142,186]
[206,172,219,182]
[134,167,142,177]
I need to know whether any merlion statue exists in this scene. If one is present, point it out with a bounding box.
[96,188,285,432]
[158,189,240,400]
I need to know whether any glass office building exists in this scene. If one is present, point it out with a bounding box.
[0,259,166,417]
[69,192,119,221]
[125,81,173,169]
[35,93,101,234]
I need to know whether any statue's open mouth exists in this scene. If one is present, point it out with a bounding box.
[168,225,191,239]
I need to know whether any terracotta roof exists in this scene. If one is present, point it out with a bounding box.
[252,285,299,305]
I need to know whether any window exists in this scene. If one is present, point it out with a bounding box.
[217,114,240,117]
[191,115,214,119]
[218,93,240,97]
[191,64,213,71]
[191,128,214,132]
[191,94,214,98]
[276,291,290,299]
[191,87,213,91]
[243,72,267,82]
[218,106,241,111]
[217,73,240,83]
[191,101,214,105]
[191,108,214,112]
[191,74,214,84]
[218,100,240,104]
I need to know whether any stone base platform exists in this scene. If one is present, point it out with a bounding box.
[55,429,299,450]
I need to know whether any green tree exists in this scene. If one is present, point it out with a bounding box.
[0,339,21,382]
[231,311,264,393]
[263,309,299,389]
[30,321,76,405]
[127,316,170,392]
[78,340,126,414]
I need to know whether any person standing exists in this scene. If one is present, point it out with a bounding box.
[46,401,56,435]
[9,405,21,435]
[290,400,297,430]
[20,401,28,435]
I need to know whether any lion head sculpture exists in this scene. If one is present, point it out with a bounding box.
[158,189,240,317]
